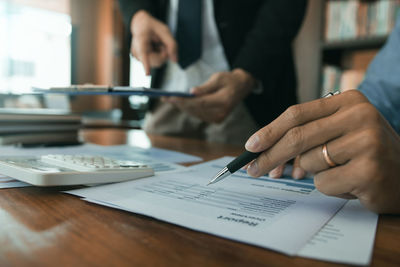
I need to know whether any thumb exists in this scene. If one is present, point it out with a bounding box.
[136,35,151,75]
[191,74,222,96]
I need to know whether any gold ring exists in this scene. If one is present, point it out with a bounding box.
[322,143,336,167]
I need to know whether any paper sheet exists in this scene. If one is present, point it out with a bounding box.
[0,175,30,188]
[0,143,201,163]
[82,144,202,163]
[297,199,378,265]
[193,158,379,264]
[66,157,346,256]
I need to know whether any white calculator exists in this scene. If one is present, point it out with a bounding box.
[0,154,154,186]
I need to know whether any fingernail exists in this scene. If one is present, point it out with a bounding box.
[247,161,259,177]
[293,167,306,179]
[245,135,259,151]
[269,168,280,178]
[190,87,197,94]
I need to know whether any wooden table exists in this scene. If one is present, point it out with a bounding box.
[1,129,399,266]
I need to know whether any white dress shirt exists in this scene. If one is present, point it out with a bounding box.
[161,0,230,93]
[143,0,259,145]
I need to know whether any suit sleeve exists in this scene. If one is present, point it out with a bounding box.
[118,0,157,28]
[232,0,307,81]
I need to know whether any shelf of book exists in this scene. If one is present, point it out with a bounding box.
[322,35,388,51]
[320,0,400,96]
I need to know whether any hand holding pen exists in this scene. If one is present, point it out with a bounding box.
[209,90,400,214]
[208,91,339,185]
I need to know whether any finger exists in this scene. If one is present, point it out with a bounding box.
[268,164,285,178]
[247,106,348,177]
[167,86,237,123]
[246,94,375,177]
[131,39,137,58]
[135,35,151,75]
[154,24,177,62]
[245,90,368,153]
[292,156,306,179]
[169,92,224,109]
[174,100,221,121]
[191,73,224,95]
[299,125,381,175]
[313,161,359,197]
[130,38,140,61]
[171,97,226,123]
[336,193,357,199]
[298,130,363,173]
[148,48,168,67]
[163,96,186,104]
[242,161,253,171]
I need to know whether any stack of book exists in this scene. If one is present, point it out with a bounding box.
[325,0,400,41]
[0,108,82,145]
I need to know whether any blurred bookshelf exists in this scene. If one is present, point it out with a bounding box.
[320,0,400,96]
[322,36,387,50]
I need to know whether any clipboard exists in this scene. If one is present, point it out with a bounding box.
[33,86,194,98]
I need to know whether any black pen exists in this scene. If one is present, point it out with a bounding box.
[207,91,340,186]
[207,151,262,185]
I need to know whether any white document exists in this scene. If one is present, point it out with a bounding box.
[297,199,378,265]
[0,175,30,188]
[66,157,346,255]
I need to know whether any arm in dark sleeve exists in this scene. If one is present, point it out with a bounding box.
[232,0,307,81]
[118,0,156,28]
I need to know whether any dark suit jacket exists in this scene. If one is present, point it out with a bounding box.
[118,0,307,127]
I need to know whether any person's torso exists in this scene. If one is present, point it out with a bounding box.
[161,0,230,92]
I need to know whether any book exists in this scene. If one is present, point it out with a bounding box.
[0,108,81,122]
[0,132,79,145]
[0,124,82,134]
[325,0,400,41]
[0,108,82,145]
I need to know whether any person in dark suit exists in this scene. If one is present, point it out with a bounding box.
[118,0,307,144]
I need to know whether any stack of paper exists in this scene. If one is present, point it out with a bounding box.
[0,175,30,188]
[0,108,82,145]
[0,141,378,265]
[66,157,378,265]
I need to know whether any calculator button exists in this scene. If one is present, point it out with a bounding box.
[40,154,147,172]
